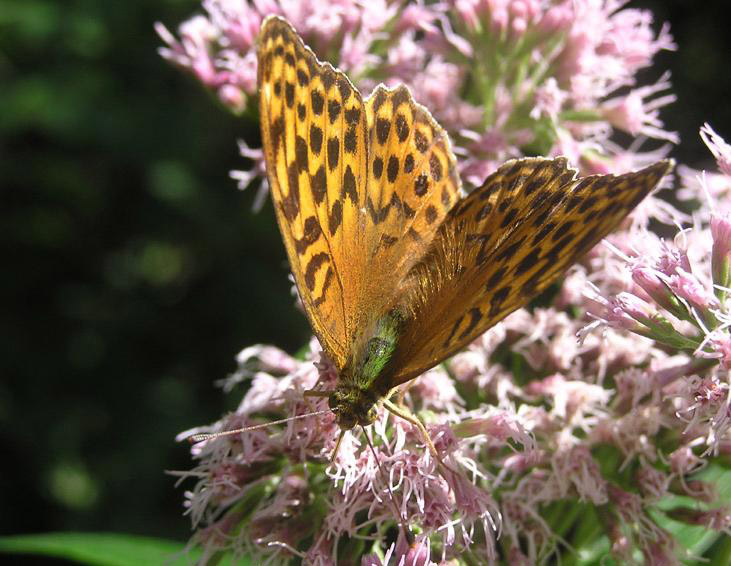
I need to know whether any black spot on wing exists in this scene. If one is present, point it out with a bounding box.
[387,156,399,183]
[304,252,328,291]
[344,126,357,154]
[485,267,506,289]
[319,68,334,90]
[376,117,391,145]
[282,162,300,221]
[328,99,341,123]
[312,266,334,307]
[345,107,361,125]
[391,87,410,109]
[327,137,339,171]
[443,314,464,348]
[269,116,284,155]
[531,222,555,246]
[371,89,387,112]
[395,114,409,142]
[489,286,511,317]
[414,174,429,196]
[310,125,323,155]
[295,136,308,173]
[429,154,442,181]
[311,166,327,204]
[328,201,342,235]
[499,207,518,228]
[294,216,322,254]
[425,205,437,224]
[414,130,428,153]
[337,76,352,100]
[515,248,540,275]
[373,157,383,180]
[311,89,324,115]
[458,307,483,340]
[552,221,574,242]
[342,165,358,202]
[476,203,493,221]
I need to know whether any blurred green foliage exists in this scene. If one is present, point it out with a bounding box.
[0,0,729,555]
[0,0,310,543]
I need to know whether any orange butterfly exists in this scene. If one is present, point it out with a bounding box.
[256,15,671,440]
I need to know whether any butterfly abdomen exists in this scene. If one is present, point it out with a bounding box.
[328,309,405,429]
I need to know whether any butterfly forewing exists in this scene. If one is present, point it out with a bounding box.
[363,85,461,275]
[258,17,371,367]
[390,159,672,383]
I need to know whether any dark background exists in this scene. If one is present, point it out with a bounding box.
[1,0,729,547]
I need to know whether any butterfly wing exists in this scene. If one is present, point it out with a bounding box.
[388,158,673,383]
[362,84,462,278]
[257,16,460,369]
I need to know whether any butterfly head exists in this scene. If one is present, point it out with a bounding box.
[328,386,379,430]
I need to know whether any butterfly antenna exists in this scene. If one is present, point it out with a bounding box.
[362,426,414,545]
[187,409,331,443]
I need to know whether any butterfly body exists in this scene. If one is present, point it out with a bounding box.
[328,308,405,429]
[257,15,672,432]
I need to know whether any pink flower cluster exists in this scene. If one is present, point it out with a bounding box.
[158,2,731,565]
[584,125,731,460]
[174,133,731,564]
[157,0,677,205]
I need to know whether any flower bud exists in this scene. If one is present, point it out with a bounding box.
[711,213,731,302]
[631,266,690,321]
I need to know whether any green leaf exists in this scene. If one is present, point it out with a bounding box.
[654,463,731,560]
[0,532,248,566]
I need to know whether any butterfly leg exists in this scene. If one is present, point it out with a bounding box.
[394,381,416,406]
[382,398,440,461]
[303,389,332,398]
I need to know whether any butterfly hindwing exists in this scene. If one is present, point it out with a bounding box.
[390,158,672,383]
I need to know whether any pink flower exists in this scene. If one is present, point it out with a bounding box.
[601,72,678,143]
[701,123,731,176]
[205,0,263,50]
[536,1,574,36]
[711,213,731,297]
[156,17,220,84]
[529,78,567,121]
[231,139,269,210]
[453,0,480,30]
[667,268,718,314]
[632,265,686,319]
[599,9,675,71]
[453,411,535,450]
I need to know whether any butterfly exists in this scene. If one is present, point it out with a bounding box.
[256,15,671,435]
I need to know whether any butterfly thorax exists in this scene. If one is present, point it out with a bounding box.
[328,310,404,430]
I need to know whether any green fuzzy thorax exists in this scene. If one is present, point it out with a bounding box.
[328,310,404,429]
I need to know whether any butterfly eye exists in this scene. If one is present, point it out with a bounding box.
[327,392,339,411]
